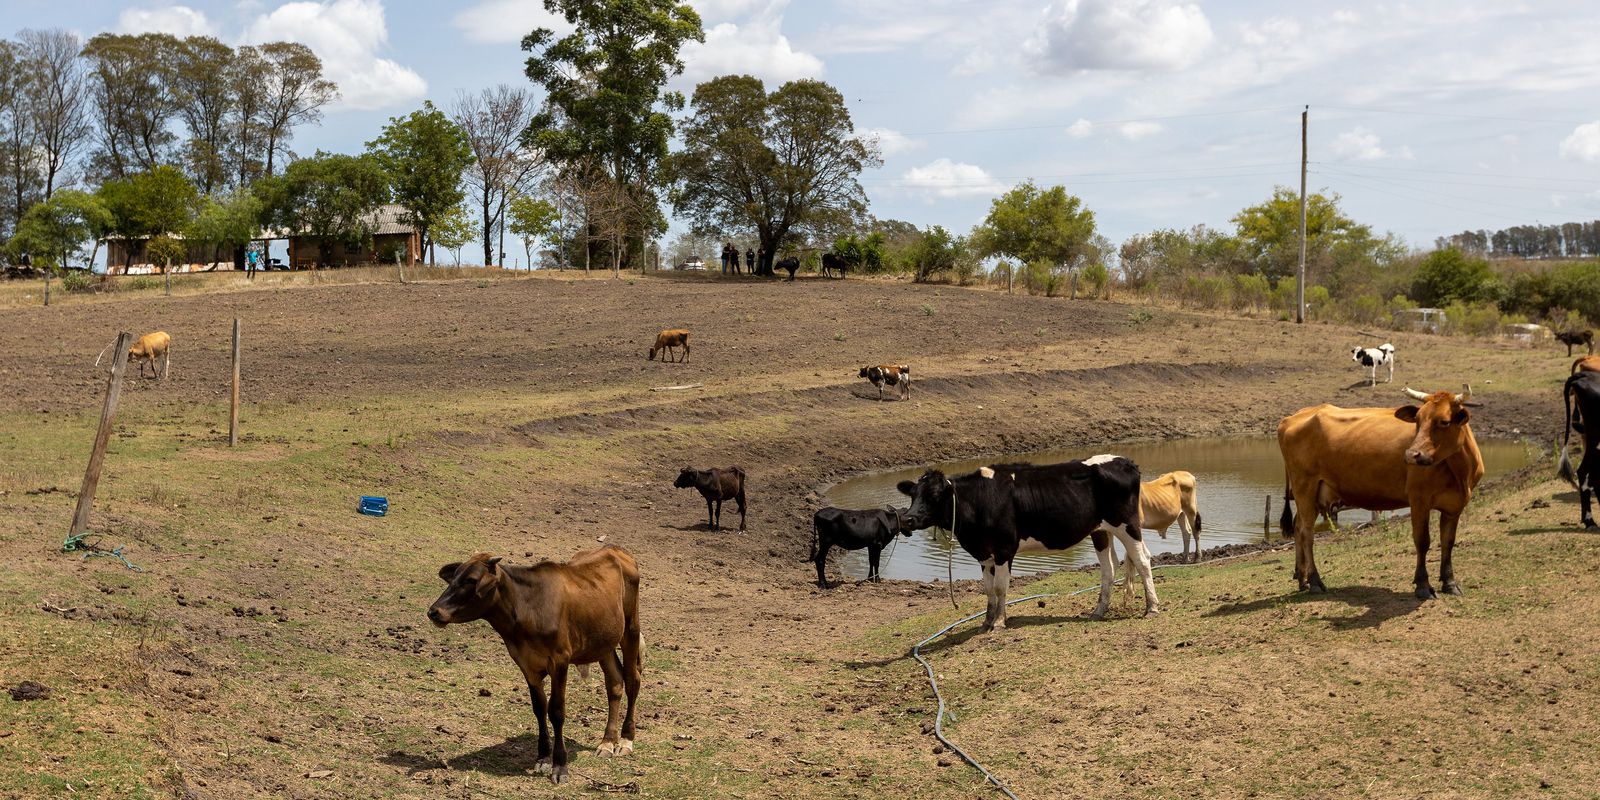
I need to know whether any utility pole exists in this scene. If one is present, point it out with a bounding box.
[1297,105,1308,324]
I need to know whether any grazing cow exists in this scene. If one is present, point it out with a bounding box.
[428,546,643,784]
[810,506,912,588]
[122,331,171,379]
[1558,370,1600,528]
[648,329,690,363]
[858,364,910,401]
[1278,386,1484,598]
[1557,329,1594,357]
[777,256,800,281]
[897,456,1158,631]
[821,252,849,279]
[1141,470,1203,562]
[1351,343,1395,386]
[673,466,747,531]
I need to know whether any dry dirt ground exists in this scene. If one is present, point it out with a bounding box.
[0,271,1594,799]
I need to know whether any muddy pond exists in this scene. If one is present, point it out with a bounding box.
[822,436,1534,582]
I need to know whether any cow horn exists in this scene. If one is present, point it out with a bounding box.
[1402,387,1430,402]
[1454,383,1472,404]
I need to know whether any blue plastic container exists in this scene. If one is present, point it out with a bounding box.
[359,496,389,516]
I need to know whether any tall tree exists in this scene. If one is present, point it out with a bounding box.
[0,39,37,238]
[367,101,474,265]
[1231,186,1370,281]
[8,188,111,270]
[20,29,90,202]
[82,32,181,180]
[507,193,558,269]
[972,181,1098,268]
[522,0,703,271]
[228,45,269,187]
[258,42,337,177]
[256,152,388,265]
[452,86,541,266]
[97,165,198,269]
[188,188,262,269]
[169,36,236,195]
[670,75,879,271]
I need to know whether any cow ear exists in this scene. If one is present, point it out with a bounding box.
[486,556,504,570]
[1394,405,1420,423]
[896,480,916,496]
[1453,407,1471,424]
[438,562,461,582]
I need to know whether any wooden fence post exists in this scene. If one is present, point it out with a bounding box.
[70,332,133,537]
[229,318,241,446]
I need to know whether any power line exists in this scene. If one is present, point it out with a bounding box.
[1316,104,1585,126]
[1315,163,1597,193]
[895,106,1297,137]
[1313,169,1552,224]
[1311,161,1600,186]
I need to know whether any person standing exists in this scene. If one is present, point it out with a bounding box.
[745,248,755,274]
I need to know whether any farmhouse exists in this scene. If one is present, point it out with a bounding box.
[102,204,422,274]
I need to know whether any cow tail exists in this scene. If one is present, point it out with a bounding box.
[1559,374,1579,487]
[807,516,819,562]
[1193,511,1203,536]
[1279,476,1295,534]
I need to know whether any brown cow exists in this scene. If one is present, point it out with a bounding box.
[1278,386,1484,599]
[858,364,910,401]
[1557,329,1594,357]
[1572,355,1600,375]
[109,331,170,379]
[673,466,746,531]
[428,546,643,784]
[648,329,690,363]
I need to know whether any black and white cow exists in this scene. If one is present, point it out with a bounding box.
[809,506,912,588]
[1558,370,1600,529]
[859,364,910,401]
[896,455,1158,631]
[1351,343,1396,386]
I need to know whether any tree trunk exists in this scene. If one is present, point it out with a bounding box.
[481,195,494,266]
[397,252,406,284]
[164,258,172,295]
[44,271,51,306]
[612,234,621,279]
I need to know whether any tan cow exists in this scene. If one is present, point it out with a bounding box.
[428,545,643,784]
[1278,386,1484,599]
[648,329,690,363]
[1141,470,1202,561]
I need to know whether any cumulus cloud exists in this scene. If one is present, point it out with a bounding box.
[1028,0,1213,74]
[1560,122,1600,163]
[679,13,823,86]
[242,0,426,111]
[451,0,570,44]
[1330,126,1412,161]
[1118,121,1161,140]
[1066,119,1093,138]
[899,158,1004,199]
[116,5,217,37]
[861,127,919,158]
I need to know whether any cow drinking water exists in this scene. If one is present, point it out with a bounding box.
[428,546,643,784]
[897,456,1158,631]
[673,466,747,531]
[1278,386,1484,598]
[810,506,912,588]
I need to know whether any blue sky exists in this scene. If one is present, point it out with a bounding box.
[10,0,1600,249]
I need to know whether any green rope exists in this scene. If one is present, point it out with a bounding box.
[62,532,143,572]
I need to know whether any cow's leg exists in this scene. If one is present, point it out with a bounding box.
[867,544,882,582]
[1177,516,1193,563]
[595,654,626,755]
[1089,530,1115,620]
[1438,510,1464,596]
[1411,506,1436,600]
[1581,454,1597,529]
[991,559,1012,630]
[977,557,997,629]
[814,542,831,588]
[548,664,571,784]
[705,496,717,530]
[736,488,746,532]
[619,628,641,755]
[1290,482,1325,592]
[1113,525,1160,615]
[527,676,553,774]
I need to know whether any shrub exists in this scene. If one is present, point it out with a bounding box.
[1234,273,1270,313]
[1022,260,1064,296]
[60,270,97,293]
[1411,248,1497,307]
[1080,261,1109,298]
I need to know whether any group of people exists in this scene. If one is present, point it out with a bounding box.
[720,242,780,276]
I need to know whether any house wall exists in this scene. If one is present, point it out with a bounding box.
[104,239,235,275]
[288,232,421,268]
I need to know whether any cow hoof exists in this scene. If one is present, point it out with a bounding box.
[1415,585,1437,600]
[1143,607,1160,617]
[597,741,616,757]
[1086,609,1107,621]
[550,765,570,785]
[535,757,552,775]
[1586,520,1599,531]
[617,739,633,756]
[1442,582,1463,596]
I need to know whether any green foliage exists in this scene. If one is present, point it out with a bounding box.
[973,181,1096,269]
[145,234,187,268]
[1022,259,1066,297]
[1231,186,1374,281]
[187,189,262,255]
[7,190,113,271]
[670,76,878,260]
[906,225,962,283]
[256,152,390,262]
[1411,248,1498,307]
[1502,261,1600,324]
[366,101,474,257]
[507,194,559,267]
[831,231,886,273]
[98,166,199,246]
[432,205,475,266]
[1233,273,1271,312]
[919,303,935,316]
[1080,261,1109,298]
[60,270,96,293]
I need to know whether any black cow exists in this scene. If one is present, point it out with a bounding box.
[821,252,849,279]
[897,455,1157,631]
[810,506,912,588]
[1559,371,1600,528]
[673,466,747,531]
[777,256,800,281]
[1558,329,1594,357]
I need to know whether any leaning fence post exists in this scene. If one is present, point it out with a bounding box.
[1264,494,1271,534]
[71,332,133,537]
[229,318,241,446]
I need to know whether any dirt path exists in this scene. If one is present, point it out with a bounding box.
[0,272,1582,799]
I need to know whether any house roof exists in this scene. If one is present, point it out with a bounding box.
[108,204,417,243]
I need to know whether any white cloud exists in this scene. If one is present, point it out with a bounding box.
[1118,121,1162,140]
[242,0,426,111]
[899,158,1004,199]
[861,127,919,157]
[1028,0,1213,74]
[116,5,217,37]
[679,13,823,86]
[1330,126,1413,161]
[691,0,769,23]
[451,0,570,44]
[1560,122,1600,163]
[1066,119,1093,138]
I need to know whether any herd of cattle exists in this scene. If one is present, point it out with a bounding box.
[90,322,1591,783]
